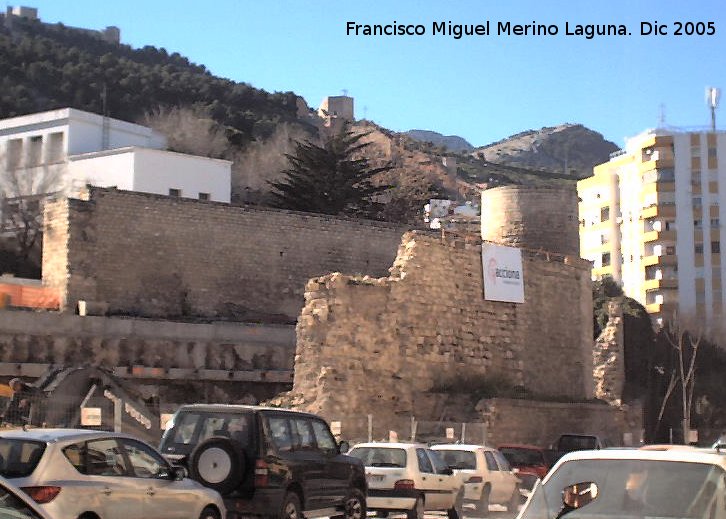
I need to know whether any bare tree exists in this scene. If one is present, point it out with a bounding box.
[0,149,61,267]
[658,313,703,443]
[141,106,229,158]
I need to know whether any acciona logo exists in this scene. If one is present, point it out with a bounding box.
[482,243,525,303]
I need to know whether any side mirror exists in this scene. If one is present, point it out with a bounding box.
[171,466,187,481]
[562,482,598,510]
[338,440,350,454]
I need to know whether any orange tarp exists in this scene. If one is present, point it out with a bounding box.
[0,283,60,310]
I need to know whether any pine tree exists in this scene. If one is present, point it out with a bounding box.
[268,126,392,218]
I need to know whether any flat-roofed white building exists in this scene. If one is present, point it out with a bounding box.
[0,108,231,202]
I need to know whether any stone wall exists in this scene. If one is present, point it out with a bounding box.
[288,231,594,429]
[0,310,295,403]
[42,187,405,321]
[477,397,642,447]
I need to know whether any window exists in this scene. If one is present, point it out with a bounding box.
[484,451,499,471]
[310,419,337,452]
[86,439,128,476]
[695,244,704,254]
[121,439,167,478]
[712,241,721,254]
[708,147,717,159]
[602,253,611,267]
[6,139,22,169]
[694,220,702,228]
[693,197,702,207]
[27,135,42,166]
[428,450,450,474]
[691,145,701,158]
[47,132,64,162]
[712,219,720,228]
[291,418,316,450]
[494,451,512,471]
[168,188,181,197]
[416,448,434,473]
[267,417,293,452]
[198,192,210,201]
[601,206,610,222]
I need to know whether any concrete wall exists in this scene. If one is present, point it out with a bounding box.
[42,187,405,321]
[289,231,594,428]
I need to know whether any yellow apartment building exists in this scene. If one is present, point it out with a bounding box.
[579,128,726,330]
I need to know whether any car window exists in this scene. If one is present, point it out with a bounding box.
[427,449,450,474]
[349,447,407,468]
[0,439,45,478]
[416,448,434,473]
[484,451,499,471]
[500,447,545,466]
[121,439,169,478]
[62,443,86,474]
[292,418,316,450]
[435,449,477,470]
[0,483,43,519]
[199,416,227,443]
[310,419,337,452]
[494,451,512,471]
[267,416,293,452]
[86,439,128,477]
[168,412,201,445]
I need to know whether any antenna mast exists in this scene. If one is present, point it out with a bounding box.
[706,87,721,132]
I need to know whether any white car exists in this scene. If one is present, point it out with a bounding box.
[0,428,226,519]
[347,442,465,519]
[431,444,521,516]
[520,445,726,519]
[0,475,52,519]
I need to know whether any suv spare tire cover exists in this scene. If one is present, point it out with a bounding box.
[189,437,246,495]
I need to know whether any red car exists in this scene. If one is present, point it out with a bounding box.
[497,444,555,490]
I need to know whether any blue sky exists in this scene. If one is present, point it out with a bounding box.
[19,0,726,148]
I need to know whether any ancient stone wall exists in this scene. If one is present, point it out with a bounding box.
[42,188,405,321]
[0,310,295,403]
[289,231,593,429]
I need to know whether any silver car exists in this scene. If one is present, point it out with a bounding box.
[0,428,225,519]
[0,475,52,519]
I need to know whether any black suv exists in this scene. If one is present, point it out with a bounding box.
[159,404,366,519]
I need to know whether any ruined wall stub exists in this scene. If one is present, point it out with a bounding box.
[593,300,626,405]
[42,188,406,322]
[290,231,593,428]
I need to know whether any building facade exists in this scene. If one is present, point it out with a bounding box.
[0,108,231,203]
[579,128,726,329]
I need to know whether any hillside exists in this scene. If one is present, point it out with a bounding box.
[404,130,474,152]
[472,124,618,179]
[0,13,305,146]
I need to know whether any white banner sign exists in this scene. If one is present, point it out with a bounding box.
[482,243,525,303]
[81,407,102,426]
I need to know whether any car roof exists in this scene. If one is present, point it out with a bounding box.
[175,403,322,419]
[431,444,492,451]
[351,442,428,449]
[547,446,726,480]
[0,428,141,444]
[498,443,546,451]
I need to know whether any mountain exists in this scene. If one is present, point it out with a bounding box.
[404,130,474,152]
[0,13,305,146]
[471,124,618,179]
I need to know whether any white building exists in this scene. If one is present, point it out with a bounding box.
[0,108,231,202]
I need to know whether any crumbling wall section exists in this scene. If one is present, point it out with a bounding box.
[290,231,593,430]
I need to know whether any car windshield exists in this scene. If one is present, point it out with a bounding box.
[435,449,477,470]
[521,459,725,519]
[500,447,545,466]
[0,439,46,478]
[349,447,407,468]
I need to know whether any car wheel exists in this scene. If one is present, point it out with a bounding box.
[447,488,464,519]
[406,495,424,519]
[476,485,491,517]
[189,437,246,496]
[279,492,302,519]
[199,506,221,519]
[506,485,521,513]
[339,488,366,519]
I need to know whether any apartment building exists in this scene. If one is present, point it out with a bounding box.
[0,108,231,203]
[579,128,726,329]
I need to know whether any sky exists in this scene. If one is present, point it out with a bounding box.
[16,0,726,148]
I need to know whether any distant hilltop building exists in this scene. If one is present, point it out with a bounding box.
[579,127,726,330]
[4,6,120,44]
[318,95,354,131]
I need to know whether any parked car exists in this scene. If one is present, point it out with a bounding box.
[159,404,366,519]
[347,442,465,519]
[497,443,555,490]
[519,445,726,519]
[0,428,225,519]
[0,475,52,519]
[431,444,520,516]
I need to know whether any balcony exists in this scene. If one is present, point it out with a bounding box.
[642,254,677,267]
[643,278,678,291]
[641,205,676,219]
